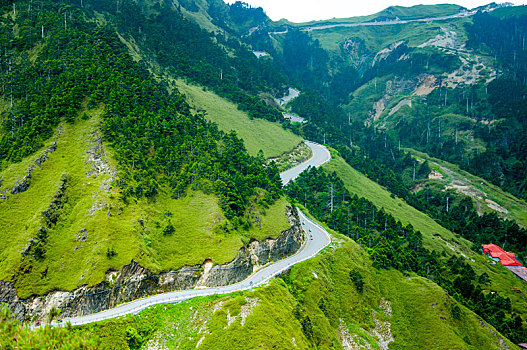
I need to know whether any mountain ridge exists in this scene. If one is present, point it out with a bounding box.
[0,0,526,347]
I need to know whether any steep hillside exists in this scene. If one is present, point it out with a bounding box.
[201,3,527,344]
[0,0,290,301]
[310,6,527,206]
[1,304,100,348]
[0,1,526,348]
[286,162,526,344]
[322,154,526,306]
[174,80,303,158]
[163,0,271,36]
[69,240,517,349]
[311,21,452,55]
[171,0,227,33]
[323,155,458,250]
[246,2,527,250]
[408,148,527,227]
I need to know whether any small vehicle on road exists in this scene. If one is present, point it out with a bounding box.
[35,321,41,326]
[308,228,311,232]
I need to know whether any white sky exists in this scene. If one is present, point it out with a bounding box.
[223,1,527,22]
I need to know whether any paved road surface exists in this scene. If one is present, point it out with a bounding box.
[283,112,306,124]
[281,141,331,186]
[48,141,332,327]
[275,87,300,106]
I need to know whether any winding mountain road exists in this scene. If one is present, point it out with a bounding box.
[49,141,332,327]
[281,141,331,186]
[276,87,300,106]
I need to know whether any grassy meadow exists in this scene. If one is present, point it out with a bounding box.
[408,148,527,227]
[0,107,292,298]
[323,154,527,317]
[74,239,516,349]
[175,80,302,158]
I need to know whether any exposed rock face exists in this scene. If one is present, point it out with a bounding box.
[368,77,416,126]
[21,174,68,260]
[86,129,116,185]
[2,126,62,198]
[1,206,304,321]
[10,164,35,194]
[35,140,57,167]
[205,207,303,287]
[76,229,88,242]
[86,129,118,216]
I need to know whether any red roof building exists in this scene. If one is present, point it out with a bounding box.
[481,244,523,266]
[506,266,527,283]
[482,244,527,282]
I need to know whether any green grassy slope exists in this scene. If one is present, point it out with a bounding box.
[309,15,471,54]
[74,239,515,350]
[76,280,310,349]
[323,155,457,251]
[323,154,527,318]
[274,13,378,27]
[173,0,224,33]
[379,4,464,20]
[175,80,302,158]
[0,109,292,298]
[311,22,443,53]
[409,148,527,227]
[1,304,100,349]
[345,75,390,122]
[490,5,527,18]
[276,4,464,27]
[378,99,487,155]
[288,240,516,349]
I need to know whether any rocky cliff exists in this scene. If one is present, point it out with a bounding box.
[0,206,304,321]
[1,126,62,200]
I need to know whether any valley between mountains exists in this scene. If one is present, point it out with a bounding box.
[0,1,526,349]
